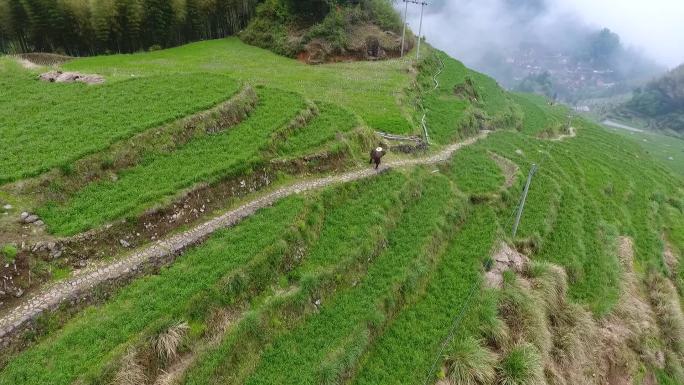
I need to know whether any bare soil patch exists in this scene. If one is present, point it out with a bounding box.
[489,152,519,189]
[617,236,635,265]
[663,241,679,276]
[39,71,105,84]
[485,242,529,289]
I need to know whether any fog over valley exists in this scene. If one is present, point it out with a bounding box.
[398,0,684,101]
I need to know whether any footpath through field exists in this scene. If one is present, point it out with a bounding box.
[0,131,489,346]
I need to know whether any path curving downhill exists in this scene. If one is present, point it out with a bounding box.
[550,126,576,141]
[0,131,490,348]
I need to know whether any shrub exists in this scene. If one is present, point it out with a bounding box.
[307,9,348,53]
[362,0,403,32]
[59,163,75,177]
[242,0,403,57]
[483,256,494,272]
[240,0,302,57]
[285,0,330,23]
[1,244,18,263]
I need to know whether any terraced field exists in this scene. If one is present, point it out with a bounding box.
[38,87,307,235]
[274,102,360,158]
[0,63,240,183]
[510,92,569,136]
[62,38,413,135]
[418,51,521,144]
[1,36,683,385]
[607,125,684,177]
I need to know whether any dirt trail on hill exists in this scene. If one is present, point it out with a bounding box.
[17,58,40,70]
[490,152,519,188]
[603,120,644,133]
[0,131,489,347]
[550,126,576,141]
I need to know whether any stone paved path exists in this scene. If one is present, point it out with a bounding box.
[0,131,489,346]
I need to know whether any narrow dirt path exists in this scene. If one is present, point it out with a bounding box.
[603,120,644,133]
[550,126,576,141]
[16,58,40,70]
[0,131,489,347]
[490,152,519,189]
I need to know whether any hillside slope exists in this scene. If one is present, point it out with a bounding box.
[0,34,683,385]
[613,63,684,137]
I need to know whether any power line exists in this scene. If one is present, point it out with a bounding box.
[399,0,429,59]
[421,281,480,385]
[511,112,576,235]
[421,112,576,385]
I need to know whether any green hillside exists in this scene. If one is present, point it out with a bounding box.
[608,127,684,177]
[615,63,684,137]
[66,38,413,133]
[1,24,684,385]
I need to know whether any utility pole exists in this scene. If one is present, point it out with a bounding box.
[512,164,538,237]
[400,0,409,57]
[416,1,427,59]
[399,0,429,59]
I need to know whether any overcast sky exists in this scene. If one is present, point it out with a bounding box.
[558,0,684,67]
[400,0,684,68]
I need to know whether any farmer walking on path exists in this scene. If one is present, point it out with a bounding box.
[369,145,386,169]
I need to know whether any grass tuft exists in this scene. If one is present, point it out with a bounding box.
[444,336,498,385]
[113,348,147,385]
[648,274,684,354]
[1,244,18,263]
[156,322,190,363]
[499,278,552,355]
[496,344,544,385]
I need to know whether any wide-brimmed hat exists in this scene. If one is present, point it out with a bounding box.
[376,147,383,152]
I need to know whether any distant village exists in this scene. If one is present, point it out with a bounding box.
[508,47,618,93]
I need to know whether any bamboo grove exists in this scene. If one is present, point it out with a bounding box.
[0,0,259,55]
